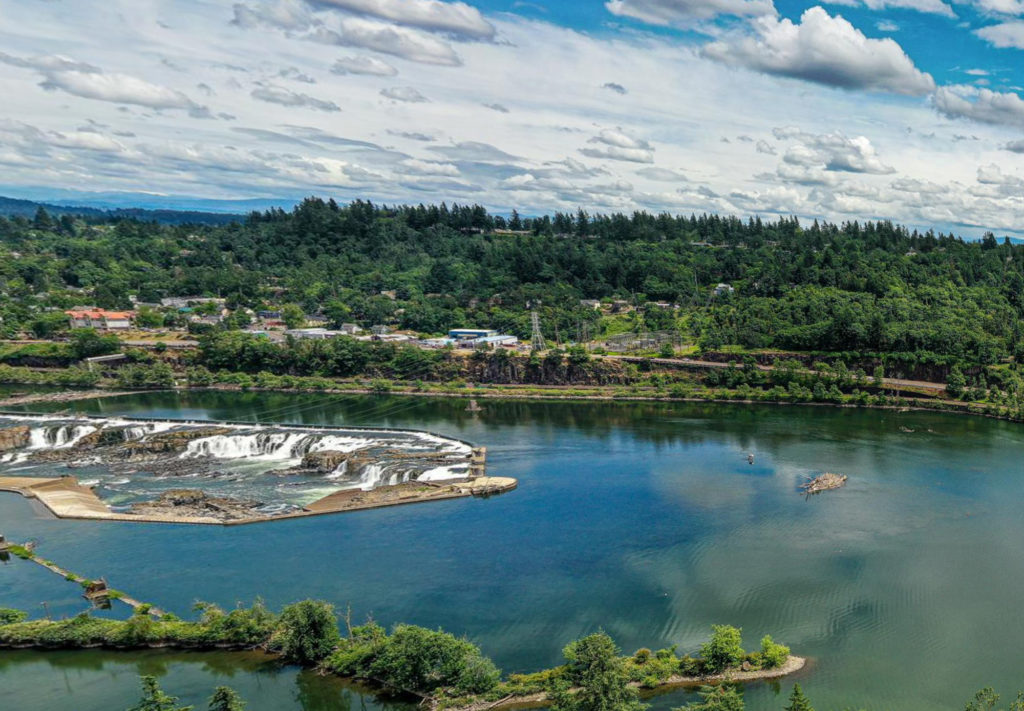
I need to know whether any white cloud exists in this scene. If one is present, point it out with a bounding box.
[232,0,313,30]
[395,158,460,175]
[856,0,955,17]
[876,20,900,31]
[580,128,655,163]
[251,85,341,111]
[331,55,398,76]
[976,21,1024,49]
[310,17,461,65]
[756,139,776,155]
[313,0,495,39]
[702,7,935,96]
[1004,139,1024,153]
[42,70,211,116]
[605,0,776,24]
[380,86,429,102]
[972,0,1024,16]
[776,129,896,174]
[933,85,1024,128]
[636,167,687,181]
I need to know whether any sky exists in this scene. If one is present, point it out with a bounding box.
[1,0,1024,235]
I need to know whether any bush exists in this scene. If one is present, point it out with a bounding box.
[759,635,789,669]
[369,624,499,696]
[274,600,340,665]
[0,609,27,625]
[700,625,744,674]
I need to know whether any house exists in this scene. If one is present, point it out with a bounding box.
[714,283,735,296]
[469,334,518,349]
[580,299,601,309]
[286,328,339,340]
[65,309,134,330]
[449,328,497,340]
[339,323,362,335]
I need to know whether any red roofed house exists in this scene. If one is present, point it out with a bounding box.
[65,309,134,330]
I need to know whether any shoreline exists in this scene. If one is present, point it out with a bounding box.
[442,656,807,711]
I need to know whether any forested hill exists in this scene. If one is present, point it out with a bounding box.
[0,195,242,226]
[1,197,1022,367]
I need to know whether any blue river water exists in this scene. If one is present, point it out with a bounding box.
[3,391,1024,710]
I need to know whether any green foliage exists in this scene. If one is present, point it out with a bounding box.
[700,626,744,674]
[784,684,814,711]
[552,632,646,711]
[0,608,28,625]
[274,600,341,665]
[759,635,789,669]
[127,676,193,711]
[678,684,744,711]
[69,328,121,360]
[207,686,246,711]
[369,625,499,696]
[964,688,1024,711]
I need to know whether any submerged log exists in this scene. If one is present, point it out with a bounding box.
[800,472,847,495]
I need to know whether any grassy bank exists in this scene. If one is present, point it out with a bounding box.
[0,598,799,710]
[1,361,1021,424]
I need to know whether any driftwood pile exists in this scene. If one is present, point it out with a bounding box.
[800,472,847,495]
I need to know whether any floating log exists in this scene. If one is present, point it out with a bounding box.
[800,472,847,495]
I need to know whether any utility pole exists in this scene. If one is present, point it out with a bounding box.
[530,309,545,351]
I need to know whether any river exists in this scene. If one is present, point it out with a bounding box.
[3,391,1024,710]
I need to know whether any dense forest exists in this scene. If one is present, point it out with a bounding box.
[0,198,1020,368]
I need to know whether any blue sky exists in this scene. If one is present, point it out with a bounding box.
[0,0,1023,235]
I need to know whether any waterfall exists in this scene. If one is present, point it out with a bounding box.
[180,432,314,460]
[357,464,385,490]
[28,424,96,449]
[325,460,349,480]
[418,464,469,482]
[306,435,374,454]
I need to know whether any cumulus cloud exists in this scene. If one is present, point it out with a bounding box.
[853,0,955,17]
[310,18,461,65]
[605,0,776,24]
[756,139,776,155]
[0,52,101,74]
[313,0,495,39]
[579,128,655,163]
[933,85,1024,128]
[42,70,212,116]
[702,7,935,96]
[1,51,211,116]
[387,129,435,141]
[380,86,429,102]
[636,166,687,181]
[776,129,895,174]
[428,141,521,163]
[972,0,1024,15]
[251,85,341,111]
[976,21,1024,50]
[603,82,628,95]
[331,55,398,75]
[395,158,459,175]
[231,0,313,30]
[279,66,316,82]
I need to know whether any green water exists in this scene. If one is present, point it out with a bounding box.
[3,391,1024,710]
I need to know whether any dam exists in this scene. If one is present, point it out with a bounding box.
[0,413,514,525]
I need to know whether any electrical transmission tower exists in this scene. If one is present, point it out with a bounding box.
[530,310,545,351]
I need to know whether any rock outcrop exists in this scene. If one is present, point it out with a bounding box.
[128,489,264,521]
[0,426,30,452]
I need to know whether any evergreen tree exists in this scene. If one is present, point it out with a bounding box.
[127,676,193,711]
[784,684,814,711]
[551,632,646,711]
[207,686,245,711]
[677,684,744,711]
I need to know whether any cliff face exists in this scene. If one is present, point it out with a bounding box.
[0,426,29,452]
